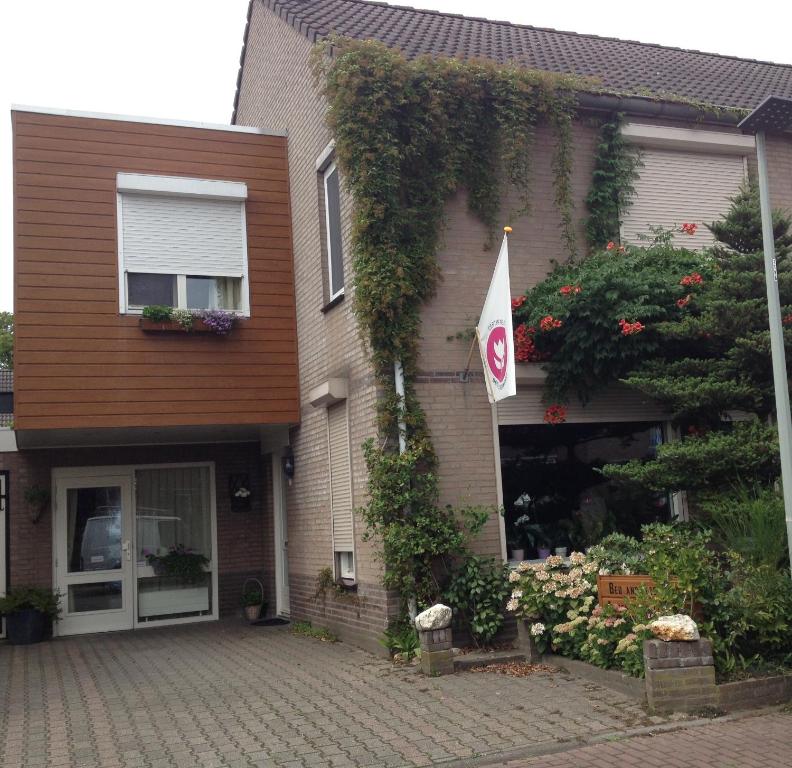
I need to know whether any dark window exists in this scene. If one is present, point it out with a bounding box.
[127,273,176,307]
[323,164,344,299]
[500,422,669,558]
[0,392,12,413]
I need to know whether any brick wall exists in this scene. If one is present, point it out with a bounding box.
[0,442,273,617]
[643,638,718,714]
[236,1,396,642]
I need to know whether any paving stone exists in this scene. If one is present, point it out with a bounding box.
[1,620,660,767]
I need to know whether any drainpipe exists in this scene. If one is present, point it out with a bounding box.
[394,358,417,622]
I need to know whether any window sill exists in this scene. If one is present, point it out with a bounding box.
[321,294,345,314]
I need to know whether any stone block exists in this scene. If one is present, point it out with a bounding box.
[419,627,452,652]
[515,619,542,663]
[420,649,455,676]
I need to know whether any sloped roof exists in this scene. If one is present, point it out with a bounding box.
[246,0,792,111]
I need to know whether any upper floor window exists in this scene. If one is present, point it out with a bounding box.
[116,173,250,314]
[322,161,344,301]
[619,124,754,249]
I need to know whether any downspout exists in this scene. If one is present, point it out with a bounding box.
[394,359,417,622]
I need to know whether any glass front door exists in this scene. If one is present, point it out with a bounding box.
[55,475,134,635]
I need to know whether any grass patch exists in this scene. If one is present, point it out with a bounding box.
[291,621,339,643]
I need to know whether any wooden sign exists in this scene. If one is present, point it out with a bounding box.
[597,574,658,608]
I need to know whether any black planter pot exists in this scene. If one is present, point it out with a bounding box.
[5,608,49,645]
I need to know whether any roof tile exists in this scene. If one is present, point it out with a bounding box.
[262,0,792,109]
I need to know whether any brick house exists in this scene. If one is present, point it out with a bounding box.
[0,107,298,635]
[229,0,792,650]
[2,0,792,653]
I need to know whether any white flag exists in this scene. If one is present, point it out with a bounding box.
[477,231,516,403]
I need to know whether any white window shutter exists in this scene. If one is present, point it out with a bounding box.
[620,149,745,248]
[327,401,354,553]
[497,384,667,426]
[120,193,245,277]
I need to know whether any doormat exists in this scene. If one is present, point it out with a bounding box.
[250,617,290,626]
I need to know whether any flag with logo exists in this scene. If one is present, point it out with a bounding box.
[477,230,516,403]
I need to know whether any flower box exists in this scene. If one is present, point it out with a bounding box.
[139,318,214,333]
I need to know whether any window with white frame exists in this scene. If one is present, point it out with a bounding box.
[116,173,250,314]
[619,124,754,249]
[327,400,355,582]
[322,161,345,301]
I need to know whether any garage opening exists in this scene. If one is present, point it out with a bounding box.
[499,421,670,560]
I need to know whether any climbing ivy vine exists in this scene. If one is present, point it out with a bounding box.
[313,38,586,607]
[584,115,642,250]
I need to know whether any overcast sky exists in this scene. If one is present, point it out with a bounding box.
[2,0,792,312]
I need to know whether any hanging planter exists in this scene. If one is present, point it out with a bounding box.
[139,306,237,335]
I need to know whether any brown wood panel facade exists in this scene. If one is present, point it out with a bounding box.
[12,109,300,432]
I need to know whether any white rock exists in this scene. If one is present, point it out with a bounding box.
[650,614,700,641]
[414,604,452,631]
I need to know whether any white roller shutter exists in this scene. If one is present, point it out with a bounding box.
[620,149,745,248]
[120,193,246,277]
[497,384,667,425]
[327,401,354,552]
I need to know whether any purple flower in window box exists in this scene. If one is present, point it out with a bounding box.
[199,309,236,336]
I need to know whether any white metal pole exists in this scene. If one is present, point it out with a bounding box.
[394,358,417,620]
[394,359,407,454]
[755,130,792,574]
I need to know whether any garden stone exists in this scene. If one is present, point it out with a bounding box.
[650,614,699,641]
[415,604,452,631]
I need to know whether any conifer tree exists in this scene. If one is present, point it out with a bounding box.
[605,183,792,492]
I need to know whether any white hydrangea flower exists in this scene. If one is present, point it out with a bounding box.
[508,570,521,583]
[570,551,586,565]
[530,622,545,637]
[506,598,519,612]
[511,589,523,599]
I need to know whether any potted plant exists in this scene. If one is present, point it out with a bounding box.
[145,545,209,583]
[514,514,551,559]
[241,577,266,622]
[0,587,61,645]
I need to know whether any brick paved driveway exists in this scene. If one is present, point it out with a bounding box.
[0,620,656,768]
[493,710,792,768]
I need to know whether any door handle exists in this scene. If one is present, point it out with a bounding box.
[122,540,131,561]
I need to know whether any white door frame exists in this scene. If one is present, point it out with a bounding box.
[52,462,219,635]
[53,472,135,635]
[271,452,290,616]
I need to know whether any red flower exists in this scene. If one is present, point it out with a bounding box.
[681,222,698,235]
[544,404,567,425]
[606,241,616,250]
[514,324,543,362]
[676,294,692,308]
[511,296,526,310]
[559,284,582,296]
[619,319,645,336]
[540,315,563,332]
[680,272,703,286]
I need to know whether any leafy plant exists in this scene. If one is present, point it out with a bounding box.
[291,621,338,642]
[172,309,195,331]
[145,545,209,584]
[584,114,642,251]
[700,485,789,569]
[0,587,61,619]
[200,309,236,335]
[141,305,173,322]
[360,436,490,607]
[381,617,420,660]
[0,311,13,369]
[579,603,631,669]
[586,532,644,575]
[512,238,705,404]
[444,555,510,647]
[241,588,264,607]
